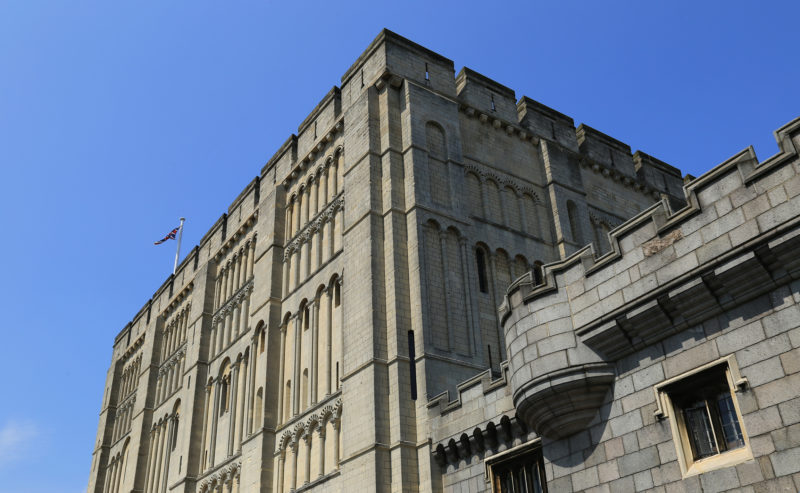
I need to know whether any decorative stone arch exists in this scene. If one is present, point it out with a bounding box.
[278,430,294,454]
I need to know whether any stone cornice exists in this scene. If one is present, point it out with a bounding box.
[462,161,543,204]
[159,344,187,374]
[212,278,254,324]
[431,413,533,468]
[276,396,342,453]
[282,124,344,191]
[213,214,257,264]
[283,192,345,259]
[162,282,193,318]
[119,335,145,363]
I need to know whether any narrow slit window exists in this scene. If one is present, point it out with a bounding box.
[476,249,489,293]
[408,331,417,400]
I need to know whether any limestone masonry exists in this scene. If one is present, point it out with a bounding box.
[89,30,800,493]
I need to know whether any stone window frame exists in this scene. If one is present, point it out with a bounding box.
[484,439,547,493]
[653,354,752,478]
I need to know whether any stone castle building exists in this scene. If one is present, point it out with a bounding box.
[88,30,800,493]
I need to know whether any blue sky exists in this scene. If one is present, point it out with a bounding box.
[0,2,797,491]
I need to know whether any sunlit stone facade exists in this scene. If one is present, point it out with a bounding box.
[88,30,800,493]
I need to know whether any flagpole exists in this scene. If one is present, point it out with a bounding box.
[173,217,185,275]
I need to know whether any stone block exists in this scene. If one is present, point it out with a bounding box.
[571,466,599,491]
[617,446,659,477]
[743,356,785,387]
[744,406,784,437]
[736,459,766,486]
[633,470,654,490]
[698,466,740,493]
[770,423,800,452]
[753,372,800,408]
[770,445,800,476]
[778,396,800,426]
[736,334,792,368]
[779,347,800,374]
[610,410,644,438]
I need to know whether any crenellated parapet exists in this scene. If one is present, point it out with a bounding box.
[500,116,800,439]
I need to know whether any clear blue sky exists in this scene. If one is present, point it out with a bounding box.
[0,2,797,491]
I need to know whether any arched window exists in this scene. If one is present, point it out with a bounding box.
[219,361,231,415]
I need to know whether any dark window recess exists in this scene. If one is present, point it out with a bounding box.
[408,331,417,400]
[490,446,547,493]
[425,63,430,81]
[491,94,496,111]
[668,366,745,460]
[477,249,489,293]
[533,261,544,285]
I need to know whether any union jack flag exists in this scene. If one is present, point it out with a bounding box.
[154,227,179,245]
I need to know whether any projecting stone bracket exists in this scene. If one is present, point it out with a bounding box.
[512,363,616,440]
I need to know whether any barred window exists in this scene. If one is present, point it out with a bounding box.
[487,442,547,493]
[655,356,752,477]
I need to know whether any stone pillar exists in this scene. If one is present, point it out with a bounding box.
[300,185,309,226]
[237,355,247,449]
[333,419,340,469]
[143,430,155,492]
[439,234,454,351]
[159,417,174,493]
[293,195,301,235]
[325,288,333,396]
[315,225,323,268]
[232,303,241,340]
[310,299,319,405]
[304,433,312,485]
[200,385,211,470]
[319,169,327,208]
[228,362,239,456]
[300,241,309,281]
[290,441,299,492]
[107,459,117,493]
[283,255,291,295]
[292,316,301,416]
[247,239,255,280]
[221,264,229,301]
[293,249,301,291]
[310,176,318,217]
[209,381,220,465]
[328,163,337,202]
[277,324,286,424]
[239,285,252,334]
[286,201,293,239]
[224,308,233,347]
[152,423,165,493]
[323,219,333,263]
[277,453,285,493]
[234,253,242,291]
[246,342,256,434]
[317,426,326,478]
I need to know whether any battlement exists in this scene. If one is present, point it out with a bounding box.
[500,116,800,438]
